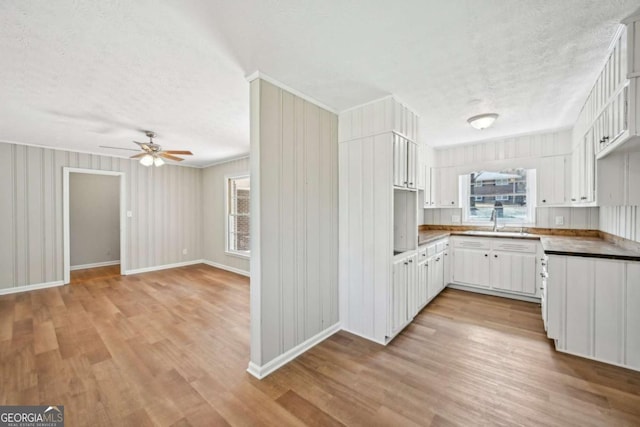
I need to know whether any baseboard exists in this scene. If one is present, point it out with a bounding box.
[247,322,341,379]
[71,260,120,271]
[124,259,204,275]
[201,260,250,277]
[447,283,541,303]
[554,347,640,373]
[0,280,65,296]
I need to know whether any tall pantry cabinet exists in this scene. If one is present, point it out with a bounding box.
[338,96,420,344]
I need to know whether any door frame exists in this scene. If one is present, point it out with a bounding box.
[63,167,126,284]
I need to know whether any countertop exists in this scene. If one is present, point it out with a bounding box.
[539,235,640,261]
[417,228,640,261]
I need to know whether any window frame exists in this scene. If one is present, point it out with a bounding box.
[225,172,251,259]
[461,169,536,226]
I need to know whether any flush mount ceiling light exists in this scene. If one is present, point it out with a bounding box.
[467,113,499,130]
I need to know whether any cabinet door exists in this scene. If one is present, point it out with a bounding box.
[583,131,595,202]
[407,254,418,317]
[443,247,451,286]
[393,135,407,188]
[538,156,567,205]
[546,256,565,340]
[626,263,640,370]
[407,140,417,189]
[391,258,409,335]
[490,252,537,294]
[452,248,490,287]
[594,260,625,365]
[418,258,428,309]
[565,257,594,356]
[424,166,433,207]
[434,168,459,207]
[427,254,441,300]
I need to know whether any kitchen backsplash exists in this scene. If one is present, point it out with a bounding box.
[423,207,599,230]
[599,206,639,243]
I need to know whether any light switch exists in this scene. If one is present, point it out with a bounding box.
[555,216,564,226]
[127,211,133,218]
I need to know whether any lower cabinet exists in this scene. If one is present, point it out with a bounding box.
[451,237,540,298]
[389,238,449,339]
[546,255,640,372]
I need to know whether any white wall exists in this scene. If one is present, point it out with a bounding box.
[600,206,640,242]
[70,173,120,267]
[424,129,600,229]
[249,78,339,371]
[0,142,203,291]
[202,157,250,274]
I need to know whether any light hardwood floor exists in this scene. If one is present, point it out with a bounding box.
[1,264,639,426]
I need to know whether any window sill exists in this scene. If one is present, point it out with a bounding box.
[461,222,536,228]
[225,251,250,260]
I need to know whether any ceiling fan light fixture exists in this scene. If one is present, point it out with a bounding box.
[140,154,154,167]
[468,113,499,130]
[154,156,165,167]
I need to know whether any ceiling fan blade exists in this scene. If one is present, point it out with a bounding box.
[99,145,140,152]
[159,153,184,162]
[162,150,193,155]
[130,153,147,159]
[133,141,152,151]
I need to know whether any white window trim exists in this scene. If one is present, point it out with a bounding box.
[225,172,251,259]
[461,169,536,226]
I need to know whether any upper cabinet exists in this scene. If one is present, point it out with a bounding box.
[538,155,571,206]
[574,13,640,161]
[339,96,419,143]
[393,134,418,189]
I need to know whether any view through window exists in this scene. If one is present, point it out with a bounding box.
[465,169,534,223]
[227,175,250,256]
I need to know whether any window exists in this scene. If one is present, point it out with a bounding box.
[226,174,250,257]
[462,169,536,224]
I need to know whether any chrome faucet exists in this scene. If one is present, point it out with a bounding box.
[490,208,500,232]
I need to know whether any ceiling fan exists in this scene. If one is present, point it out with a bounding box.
[100,131,193,167]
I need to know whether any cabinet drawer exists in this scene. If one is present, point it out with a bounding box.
[453,238,491,250]
[418,247,428,259]
[493,240,537,253]
[435,241,447,253]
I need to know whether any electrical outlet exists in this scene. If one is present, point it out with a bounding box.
[555,216,564,226]
[452,215,461,224]
[182,248,188,255]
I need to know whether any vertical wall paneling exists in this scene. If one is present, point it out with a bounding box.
[0,141,203,291]
[248,78,339,374]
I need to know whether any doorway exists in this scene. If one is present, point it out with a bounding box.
[63,168,126,284]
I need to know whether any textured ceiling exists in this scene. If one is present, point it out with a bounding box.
[1,1,638,165]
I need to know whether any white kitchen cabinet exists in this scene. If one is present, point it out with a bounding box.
[596,150,640,206]
[451,237,540,299]
[427,253,444,300]
[417,252,429,309]
[393,134,417,189]
[570,132,595,204]
[538,155,570,206]
[339,96,421,345]
[574,12,640,163]
[432,167,459,207]
[546,255,640,372]
[627,263,640,370]
[443,245,451,286]
[490,251,537,295]
[452,247,491,288]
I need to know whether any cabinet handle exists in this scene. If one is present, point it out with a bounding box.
[571,198,576,201]
[451,201,455,205]
[542,199,546,203]
[409,259,413,263]
[409,182,413,186]
[404,262,409,265]
[436,257,440,261]
[580,196,587,200]
[494,255,498,258]
[603,136,609,141]
[484,254,488,257]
